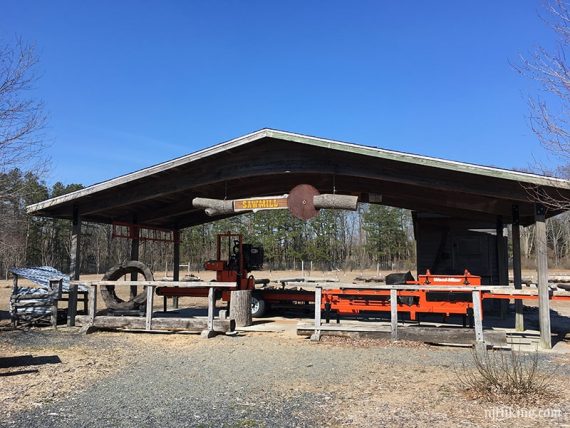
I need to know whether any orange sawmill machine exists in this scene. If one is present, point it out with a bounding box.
[158,232,490,323]
[156,232,315,316]
[157,232,261,299]
[322,270,483,326]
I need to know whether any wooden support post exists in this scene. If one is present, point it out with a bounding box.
[497,216,508,319]
[472,290,485,351]
[145,285,154,331]
[390,288,398,340]
[88,283,98,325]
[311,286,322,341]
[173,230,180,282]
[49,279,61,329]
[201,287,216,338]
[68,207,81,327]
[130,221,139,299]
[229,289,252,327]
[172,230,180,310]
[535,204,552,349]
[11,274,18,327]
[512,205,524,332]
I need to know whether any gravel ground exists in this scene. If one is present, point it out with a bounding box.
[2,329,570,428]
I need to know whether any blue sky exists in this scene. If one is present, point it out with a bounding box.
[0,1,559,186]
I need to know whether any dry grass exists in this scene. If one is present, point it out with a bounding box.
[456,347,559,405]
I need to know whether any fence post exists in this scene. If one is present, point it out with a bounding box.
[49,279,60,329]
[88,283,97,325]
[390,288,398,340]
[311,286,322,341]
[201,287,216,338]
[472,289,485,351]
[145,285,154,331]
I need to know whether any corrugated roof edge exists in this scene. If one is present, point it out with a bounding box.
[27,128,570,214]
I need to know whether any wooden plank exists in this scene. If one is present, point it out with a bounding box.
[390,289,398,340]
[310,287,322,341]
[320,283,509,291]
[145,285,154,331]
[84,280,236,288]
[75,315,234,333]
[296,324,507,346]
[535,204,552,349]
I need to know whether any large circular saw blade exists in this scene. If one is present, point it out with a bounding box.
[287,184,320,220]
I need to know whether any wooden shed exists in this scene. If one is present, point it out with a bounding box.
[27,129,570,348]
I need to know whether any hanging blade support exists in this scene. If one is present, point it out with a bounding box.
[192,184,359,220]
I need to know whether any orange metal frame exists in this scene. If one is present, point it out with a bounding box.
[323,270,482,320]
[158,232,254,299]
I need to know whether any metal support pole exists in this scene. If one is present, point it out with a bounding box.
[310,286,322,341]
[512,205,524,331]
[535,204,552,349]
[68,207,81,327]
[390,288,398,340]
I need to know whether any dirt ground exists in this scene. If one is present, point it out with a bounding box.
[1,329,569,427]
[1,269,570,427]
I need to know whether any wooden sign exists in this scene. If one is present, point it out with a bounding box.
[233,196,289,212]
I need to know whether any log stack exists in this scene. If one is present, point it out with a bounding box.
[10,276,62,328]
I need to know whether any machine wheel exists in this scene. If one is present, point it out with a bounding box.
[100,261,154,310]
[251,294,267,317]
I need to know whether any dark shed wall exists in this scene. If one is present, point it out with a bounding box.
[413,213,507,285]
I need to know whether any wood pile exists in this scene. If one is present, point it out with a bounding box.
[354,275,385,283]
[10,277,62,328]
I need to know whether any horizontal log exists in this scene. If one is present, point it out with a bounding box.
[76,315,234,333]
[313,194,358,210]
[297,324,506,346]
[11,292,58,301]
[11,300,57,307]
[354,275,385,283]
[548,275,570,283]
[13,307,54,314]
[193,197,234,216]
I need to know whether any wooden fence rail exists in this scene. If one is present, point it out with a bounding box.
[74,280,236,337]
[310,284,511,348]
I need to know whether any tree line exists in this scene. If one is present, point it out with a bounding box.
[4,167,570,279]
[0,168,417,277]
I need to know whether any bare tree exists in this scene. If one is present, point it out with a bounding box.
[0,38,46,176]
[517,1,570,208]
